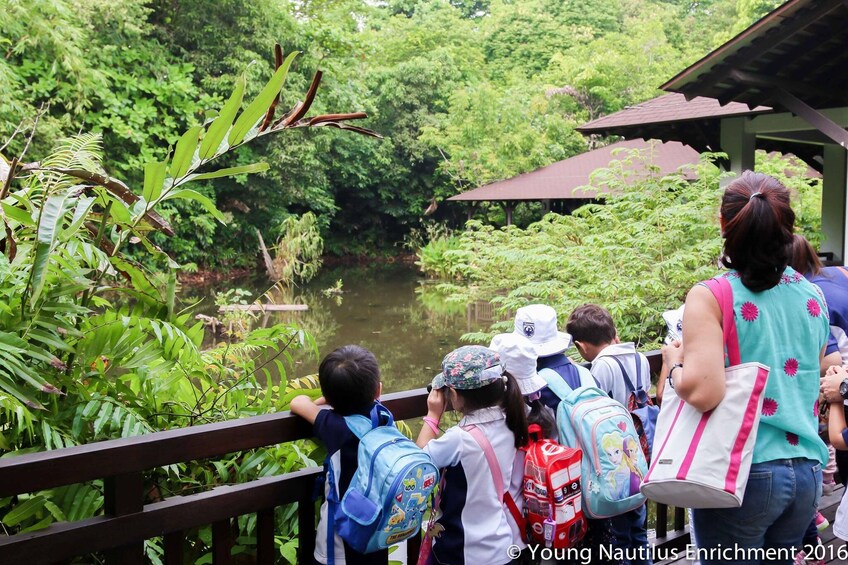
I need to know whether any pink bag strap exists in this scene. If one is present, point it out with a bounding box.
[703,276,741,366]
[462,424,525,533]
[463,424,505,494]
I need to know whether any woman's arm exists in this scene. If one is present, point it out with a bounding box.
[667,284,726,412]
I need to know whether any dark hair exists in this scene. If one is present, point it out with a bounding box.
[318,345,380,415]
[788,234,822,278]
[527,398,556,439]
[720,171,795,291]
[456,371,529,448]
[566,304,616,346]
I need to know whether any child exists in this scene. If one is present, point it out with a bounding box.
[567,304,652,565]
[290,345,387,565]
[417,345,528,565]
[490,332,556,438]
[513,304,596,411]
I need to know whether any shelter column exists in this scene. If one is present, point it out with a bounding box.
[502,202,513,226]
[821,144,848,264]
[719,117,755,185]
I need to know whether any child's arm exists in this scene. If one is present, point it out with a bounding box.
[289,395,327,425]
[655,359,669,405]
[416,388,446,448]
[826,365,848,450]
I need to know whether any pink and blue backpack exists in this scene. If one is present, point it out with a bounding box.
[541,374,647,518]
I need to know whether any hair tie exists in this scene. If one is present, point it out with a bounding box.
[749,191,763,200]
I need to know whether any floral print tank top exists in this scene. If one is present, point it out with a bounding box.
[708,267,829,465]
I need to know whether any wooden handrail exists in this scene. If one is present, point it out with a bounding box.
[0,351,688,564]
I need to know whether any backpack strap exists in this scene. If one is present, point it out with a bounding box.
[610,355,644,395]
[539,367,572,400]
[343,402,393,439]
[703,276,741,365]
[462,424,526,537]
[325,455,339,564]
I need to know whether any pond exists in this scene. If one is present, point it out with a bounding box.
[187,263,494,393]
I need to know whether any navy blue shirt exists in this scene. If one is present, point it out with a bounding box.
[537,354,595,411]
[810,267,848,357]
[314,404,388,564]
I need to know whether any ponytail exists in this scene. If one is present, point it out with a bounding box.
[721,171,795,292]
[527,398,556,440]
[788,234,822,277]
[454,371,529,448]
[502,372,529,448]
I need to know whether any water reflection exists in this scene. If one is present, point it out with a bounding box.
[184,264,492,393]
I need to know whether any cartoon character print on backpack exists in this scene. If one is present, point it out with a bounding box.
[600,430,643,500]
[540,376,647,519]
[519,424,587,549]
[379,463,438,545]
[329,403,439,558]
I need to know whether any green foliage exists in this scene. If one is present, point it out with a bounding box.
[415,224,467,281]
[439,148,824,349]
[441,147,727,347]
[0,51,372,560]
[272,212,324,285]
[1,0,783,262]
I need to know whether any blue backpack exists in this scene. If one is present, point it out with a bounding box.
[541,374,647,519]
[325,403,438,561]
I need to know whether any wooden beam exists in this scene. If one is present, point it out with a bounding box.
[747,107,848,134]
[728,69,820,99]
[218,304,308,312]
[772,89,848,149]
[0,471,319,564]
[0,389,432,497]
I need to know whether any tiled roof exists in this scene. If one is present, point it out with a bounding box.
[578,93,771,133]
[447,139,699,202]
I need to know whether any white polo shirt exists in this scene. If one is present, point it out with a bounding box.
[423,407,525,565]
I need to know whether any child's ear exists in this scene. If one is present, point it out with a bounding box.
[376,382,383,400]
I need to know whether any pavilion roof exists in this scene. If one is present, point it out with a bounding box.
[447,139,699,202]
[662,0,848,109]
[576,94,823,171]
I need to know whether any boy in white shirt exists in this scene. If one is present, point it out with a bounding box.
[567,303,652,565]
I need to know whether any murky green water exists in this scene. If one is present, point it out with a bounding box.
[188,263,493,393]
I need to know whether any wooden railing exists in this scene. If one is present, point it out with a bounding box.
[0,350,688,564]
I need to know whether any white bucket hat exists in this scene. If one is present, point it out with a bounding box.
[489,333,546,396]
[513,304,573,357]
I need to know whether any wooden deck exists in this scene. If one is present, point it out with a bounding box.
[658,486,848,565]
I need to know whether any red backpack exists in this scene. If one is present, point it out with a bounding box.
[517,424,587,548]
[464,423,587,550]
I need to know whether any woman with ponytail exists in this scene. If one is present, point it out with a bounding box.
[417,345,529,565]
[662,171,829,564]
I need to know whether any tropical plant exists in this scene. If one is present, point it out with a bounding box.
[0,45,377,563]
[270,212,324,285]
[437,147,727,348]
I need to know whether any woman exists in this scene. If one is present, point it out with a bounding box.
[662,171,829,565]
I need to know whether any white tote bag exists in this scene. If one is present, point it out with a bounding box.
[640,277,770,508]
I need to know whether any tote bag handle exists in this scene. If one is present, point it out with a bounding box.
[702,277,741,366]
